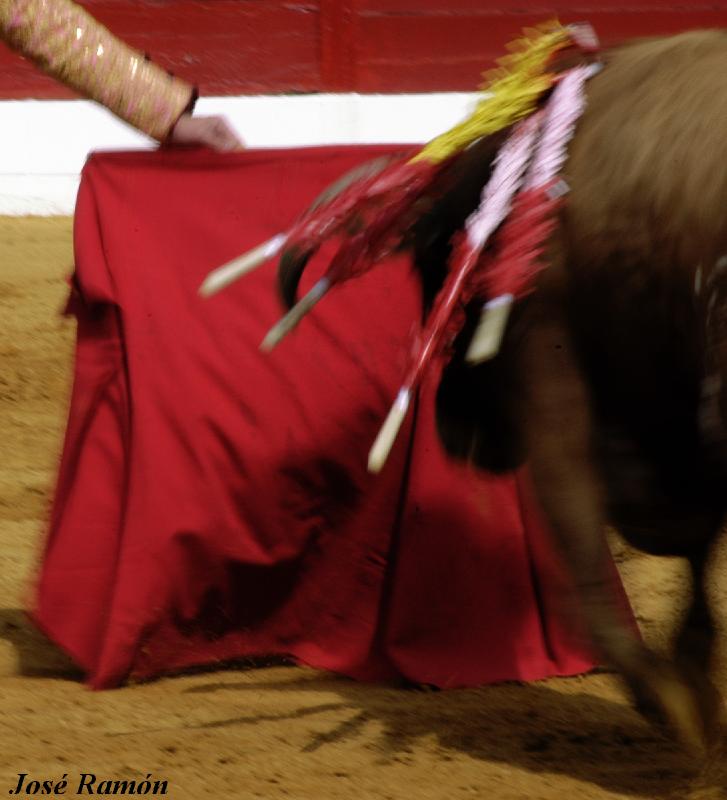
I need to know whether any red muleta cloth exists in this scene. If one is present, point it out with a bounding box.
[31,146,624,688]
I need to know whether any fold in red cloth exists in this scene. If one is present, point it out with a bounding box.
[32,146,613,689]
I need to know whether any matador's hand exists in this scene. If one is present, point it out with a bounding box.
[168,113,243,151]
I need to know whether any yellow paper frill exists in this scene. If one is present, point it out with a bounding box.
[412,21,572,165]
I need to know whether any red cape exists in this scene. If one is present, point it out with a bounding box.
[32,146,616,688]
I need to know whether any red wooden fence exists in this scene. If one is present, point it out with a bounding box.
[3,1,727,98]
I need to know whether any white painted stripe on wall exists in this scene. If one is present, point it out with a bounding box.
[0,92,479,215]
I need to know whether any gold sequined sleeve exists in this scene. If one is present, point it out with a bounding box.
[0,0,194,141]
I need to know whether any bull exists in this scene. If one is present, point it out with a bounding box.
[278,29,727,751]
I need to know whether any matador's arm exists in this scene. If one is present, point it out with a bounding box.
[0,0,194,141]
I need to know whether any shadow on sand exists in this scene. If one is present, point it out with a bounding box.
[0,608,82,679]
[182,671,727,799]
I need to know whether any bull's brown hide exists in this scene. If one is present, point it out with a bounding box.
[430,30,727,752]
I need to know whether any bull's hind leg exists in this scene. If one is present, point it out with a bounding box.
[673,543,724,742]
[522,308,716,752]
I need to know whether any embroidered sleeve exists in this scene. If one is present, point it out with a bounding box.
[0,0,194,140]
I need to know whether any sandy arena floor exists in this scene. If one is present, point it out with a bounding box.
[0,216,726,799]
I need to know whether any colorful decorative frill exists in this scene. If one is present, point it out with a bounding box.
[199,21,602,471]
[368,62,599,471]
[200,21,590,298]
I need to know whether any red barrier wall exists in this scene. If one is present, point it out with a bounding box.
[3,1,727,98]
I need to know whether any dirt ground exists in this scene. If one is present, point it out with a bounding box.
[0,216,726,800]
